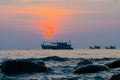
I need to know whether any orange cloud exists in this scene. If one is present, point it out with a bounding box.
[21,0,33,2]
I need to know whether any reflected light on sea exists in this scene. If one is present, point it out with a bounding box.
[0,49,120,60]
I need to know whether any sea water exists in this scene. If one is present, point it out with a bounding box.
[0,49,120,80]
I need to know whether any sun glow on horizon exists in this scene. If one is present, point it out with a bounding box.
[40,25,58,39]
[33,7,78,40]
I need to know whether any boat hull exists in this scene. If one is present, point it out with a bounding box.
[41,45,73,50]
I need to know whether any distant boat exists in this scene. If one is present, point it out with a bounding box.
[105,46,116,49]
[89,46,101,49]
[41,41,73,50]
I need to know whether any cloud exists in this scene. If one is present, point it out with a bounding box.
[0,0,19,5]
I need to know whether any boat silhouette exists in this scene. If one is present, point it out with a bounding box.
[41,41,73,50]
[89,46,101,49]
[105,46,116,49]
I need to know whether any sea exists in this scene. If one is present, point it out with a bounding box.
[0,49,120,80]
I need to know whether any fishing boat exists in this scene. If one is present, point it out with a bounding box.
[41,41,73,50]
[89,46,101,49]
[105,46,116,49]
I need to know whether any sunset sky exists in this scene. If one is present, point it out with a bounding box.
[0,0,120,49]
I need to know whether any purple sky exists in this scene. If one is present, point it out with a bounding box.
[0,0,120,49]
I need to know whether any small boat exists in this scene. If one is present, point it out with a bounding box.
[41,41,73,50]
[105,46,116,49]
[89,46,101,49]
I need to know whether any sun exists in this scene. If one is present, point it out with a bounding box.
[40,25,58,40]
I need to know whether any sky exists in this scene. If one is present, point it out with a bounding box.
[0,0,120,49]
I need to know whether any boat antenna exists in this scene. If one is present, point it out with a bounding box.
[68,40,71,44]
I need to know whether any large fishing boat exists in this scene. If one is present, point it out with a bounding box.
[41,41,73,50]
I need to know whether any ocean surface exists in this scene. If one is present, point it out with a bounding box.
[0,49,120,80]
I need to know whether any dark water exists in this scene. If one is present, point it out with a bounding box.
[0,49,120,80]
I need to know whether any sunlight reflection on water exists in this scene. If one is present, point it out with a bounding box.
[0,49,120,59]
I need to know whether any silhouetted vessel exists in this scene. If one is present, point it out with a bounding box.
[41,41,73,50]
[89,46,101,49]
[105,46,116,49]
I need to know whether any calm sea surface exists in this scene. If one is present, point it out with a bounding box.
[0,49,120,80]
